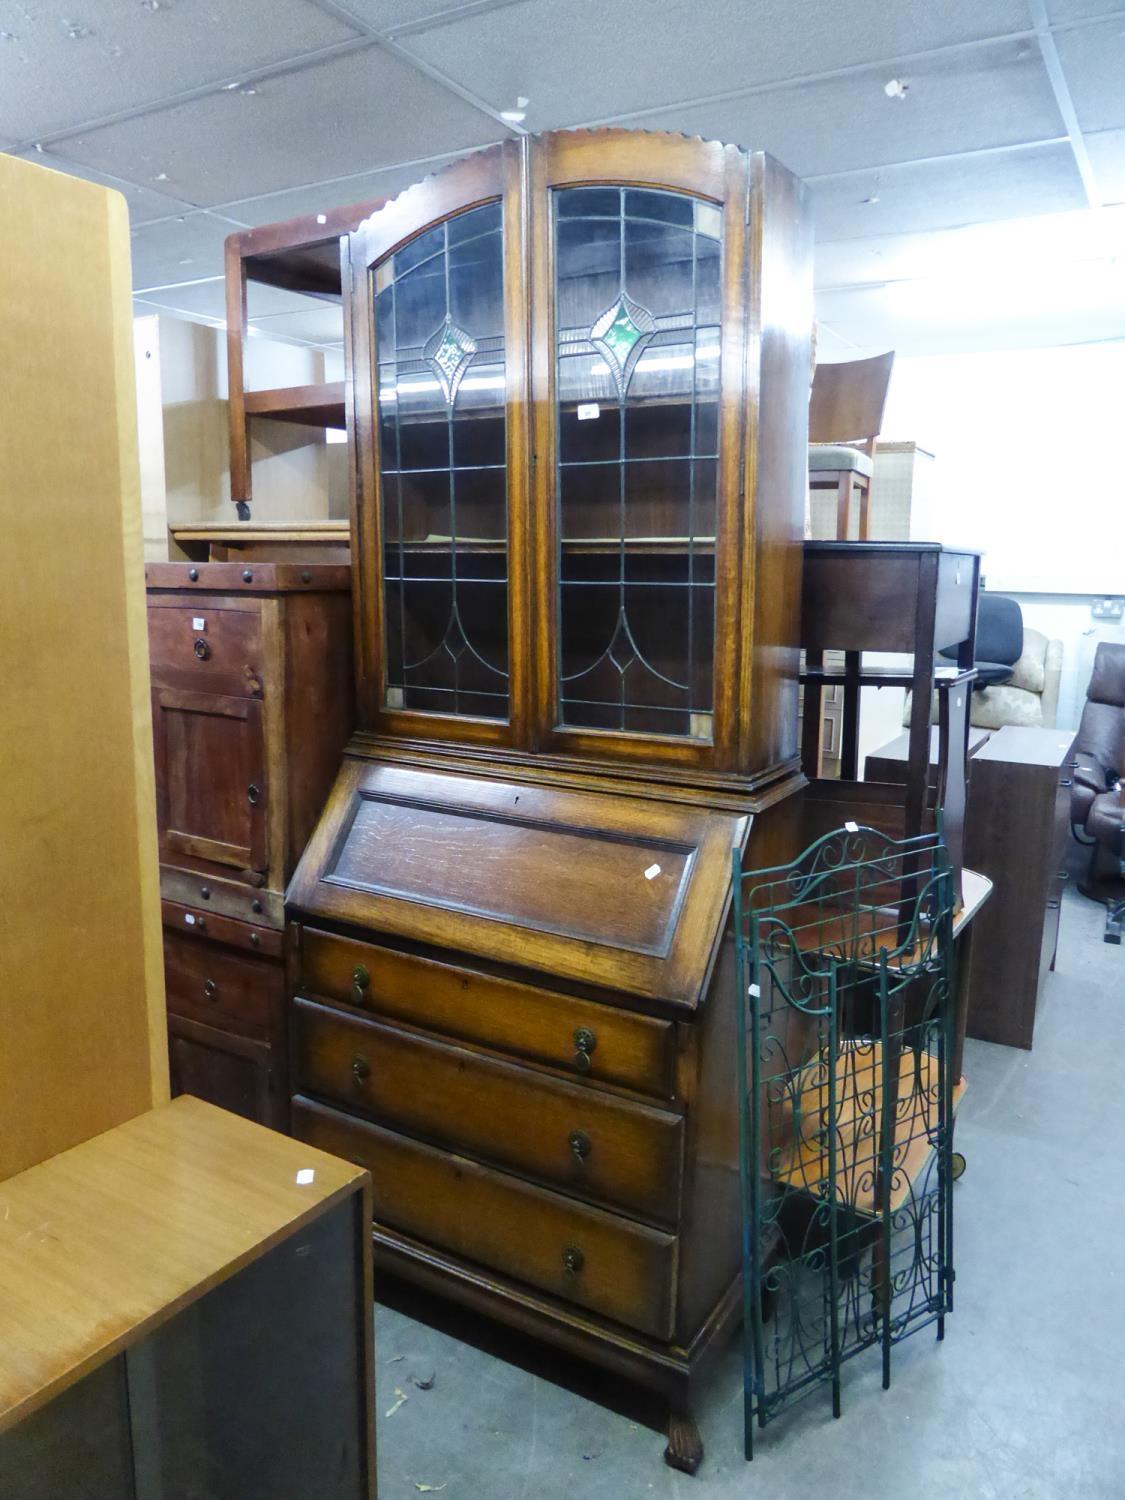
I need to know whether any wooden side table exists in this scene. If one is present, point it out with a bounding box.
[865,725,991,788]
[801,542,981,899]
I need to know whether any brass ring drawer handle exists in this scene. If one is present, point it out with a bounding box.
[193,637,211,660]
[568,1130,592,1161]
[573,1026,597,1073]
[352,964,370,1001]
[202,979,217,1001]
[562,1246,585,1276]
[351,1054,370,1085]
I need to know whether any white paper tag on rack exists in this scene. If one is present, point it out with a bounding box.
[845,820,859,833]
[192,617,205,630]
[644,863,661,880]
[748,983,760,998]
[577,403,600,421]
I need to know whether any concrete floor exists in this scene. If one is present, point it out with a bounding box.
[372,883,1125,1499]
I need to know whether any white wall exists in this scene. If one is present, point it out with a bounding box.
[136,312,343,552]
[873,340,1125,736]
[881,341,1125,595]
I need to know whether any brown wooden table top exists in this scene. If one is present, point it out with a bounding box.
[0,1096,367,1431]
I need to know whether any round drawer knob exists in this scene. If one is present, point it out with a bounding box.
[568,1129,592,1161]
[242,569,253,583]
[351,1054,370,1085]
[193,637,211,661]
[352,964,370,999]
[573,1026,597,1072]
[187,567,199,582]
[562,1246,585,1276]
[202,979,218,1001]
[247,782,261,806]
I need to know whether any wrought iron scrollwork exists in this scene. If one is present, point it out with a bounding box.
[734,826,957,1459]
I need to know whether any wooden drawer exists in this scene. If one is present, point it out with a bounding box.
[292,1098,676,1340]
[160,867,284,929]
[297,929,676,1099]
[148,603,263,698]
[162,899,283,958]
[293,998,682,1224]
[163,929,282,1040]
[169,1015,277,1127]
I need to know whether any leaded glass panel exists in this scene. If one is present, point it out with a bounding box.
[374,201,509,721]
[554,186,720,740]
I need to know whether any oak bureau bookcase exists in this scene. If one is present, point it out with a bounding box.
[287,129,813,1473]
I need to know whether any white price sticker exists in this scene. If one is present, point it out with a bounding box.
[644,863,661,880]
[192,617,205,630]
[577,403,600,421]
[844,820,859,833]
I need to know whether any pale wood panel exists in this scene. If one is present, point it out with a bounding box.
[0,154,168,1180]
[0,1096,367,1430]
[133,314,170,561]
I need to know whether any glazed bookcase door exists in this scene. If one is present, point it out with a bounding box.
[530,132,751,771]
[348,142,529,746]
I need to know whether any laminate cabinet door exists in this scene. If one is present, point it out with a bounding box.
[152,688,268,874]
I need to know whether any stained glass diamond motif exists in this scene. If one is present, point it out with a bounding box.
[425,316,478,406]
[591,293,656,396]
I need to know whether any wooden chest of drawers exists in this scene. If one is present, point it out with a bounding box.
[964,725,1077,1049]
[287,755,796,1471]
[146,563,353,1125]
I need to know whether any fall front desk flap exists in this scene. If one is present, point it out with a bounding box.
[287,760,749,1011]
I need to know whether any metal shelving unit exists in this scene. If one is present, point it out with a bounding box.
[735,824,959,1458]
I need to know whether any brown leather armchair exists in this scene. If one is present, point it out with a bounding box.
[1071,642,1125,942]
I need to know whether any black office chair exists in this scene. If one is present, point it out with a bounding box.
[941,591,1023,688]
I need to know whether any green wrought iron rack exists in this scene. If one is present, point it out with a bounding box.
[734,824,957,1459]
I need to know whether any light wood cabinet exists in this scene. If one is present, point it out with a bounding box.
[0,1098,375,1499]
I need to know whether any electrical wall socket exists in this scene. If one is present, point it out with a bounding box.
[1091,598,1125,621]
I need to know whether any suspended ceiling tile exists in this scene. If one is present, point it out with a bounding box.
[1087,128,1125,203]
[130,211,248,292]
[393,0,1033,130]
[245,283,341,319]
[820,300,1125,356]
[631,39,1062,180]
[47,46,507,207]
[811,142,1086,240]
[248,304,348,344]
[0,0,361,143]
[215,151,470,225]
[135,271,337,325]
[813,321,869,360]
[332,0,529,33]
[1053,15,1125,131]
[8,146,197,223]
[814,232,956,289]
[134,278,229,322]
[1044,0,1125,20]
